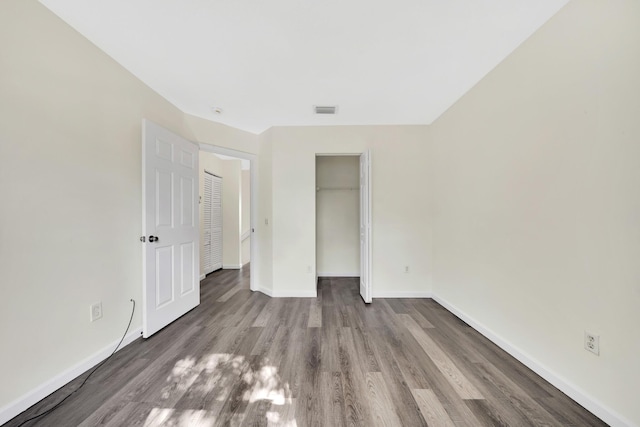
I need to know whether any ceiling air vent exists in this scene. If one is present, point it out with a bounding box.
[314,105,338,115]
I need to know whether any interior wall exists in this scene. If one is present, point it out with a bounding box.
[0,0,260,417]
[316,156,360,276]
[430,1,640,425]
[0,0,186,412]
[183,114,259,156]
[269,125,432,297]
[241,169,251,265]
[222,159,242,268]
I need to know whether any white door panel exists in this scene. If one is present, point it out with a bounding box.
[360,150,372,303]
[143,120,200,338]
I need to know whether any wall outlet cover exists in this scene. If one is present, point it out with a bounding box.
[584,331,599,356]
[90,302,103,322]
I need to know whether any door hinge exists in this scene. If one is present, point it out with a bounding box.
[140,236,146,242]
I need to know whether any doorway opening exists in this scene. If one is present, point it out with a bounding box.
[316,155,360,277]
[199,150,253,288]
[198,143,257,292]
[316,153,371,303]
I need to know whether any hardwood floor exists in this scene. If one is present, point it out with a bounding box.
[6,270,607,426]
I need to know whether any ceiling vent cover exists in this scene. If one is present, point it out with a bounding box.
[314,105,338,115]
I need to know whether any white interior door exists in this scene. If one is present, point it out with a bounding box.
[360,150,372,303]
[203,172,223,274]
[142,120,200,338]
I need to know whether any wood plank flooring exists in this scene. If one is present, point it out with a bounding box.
[6,270,608,426]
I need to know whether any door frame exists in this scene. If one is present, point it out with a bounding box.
[360,150,372,303]
[200,143,258,292]
[315,152,373,302]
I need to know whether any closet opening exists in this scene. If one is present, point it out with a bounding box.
[316,155,361,292]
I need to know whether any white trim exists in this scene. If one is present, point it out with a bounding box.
[366,149,372,302]
[223,264,242,270]
[373,291,433,298]
[199,274,206,281]
[241,230,251,242]
[317,272,360,277]
[431,295,635,427]
[0,327,142,426]
[258,288,317,298]
[257,286,273,297]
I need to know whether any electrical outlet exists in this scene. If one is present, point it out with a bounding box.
[584,331,599,355]
[90,302,103,322]
[404,266,410,273]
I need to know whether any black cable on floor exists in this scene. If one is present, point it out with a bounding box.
[16,299,136,427]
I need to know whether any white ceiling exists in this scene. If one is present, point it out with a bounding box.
[40,0,568,134]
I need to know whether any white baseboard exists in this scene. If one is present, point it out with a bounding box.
[0,327,142,426]
[373,291,433,298]
[258,287,317,298]
[431,295,635,427]
[257,286,273,297]
[199,274,206,281]
[223,264,242,270]
[317,272,360,278]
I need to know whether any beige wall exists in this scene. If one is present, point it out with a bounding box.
[184,114,258,156]
[430,1,640,425]
[316,156,360,276]
[0,0,186,411]
[222,160,242,268]
[268,125,433,297]
[0,0,259,416]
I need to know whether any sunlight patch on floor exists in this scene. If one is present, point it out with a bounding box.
[149,352,294,425]
[243,364,288,405]
[143,408,217,426]
[266,411,298,427]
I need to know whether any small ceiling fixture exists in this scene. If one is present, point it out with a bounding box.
[211,106,223,115]
[313,105,338,115]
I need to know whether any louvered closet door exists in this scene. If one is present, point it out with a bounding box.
[210,175,223,270]
[203,172,223,274]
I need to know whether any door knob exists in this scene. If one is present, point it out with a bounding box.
[149,235,159,242]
